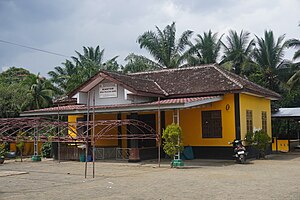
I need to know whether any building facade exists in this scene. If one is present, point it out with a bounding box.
[22,64,280,159]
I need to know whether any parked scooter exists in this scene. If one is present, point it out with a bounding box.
[229,139,248,164]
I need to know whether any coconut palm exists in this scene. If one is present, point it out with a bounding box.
[287,38,300,60]
[72,46,118,79]
[125,22,193,72]
[252,30,288,91]
[286,37,300,89]
[48,60,83,93]
[22,74,54,110]
[122,53,160,73]
[187,30,223,65]
[221,30,254,75]
[49,46,118,93]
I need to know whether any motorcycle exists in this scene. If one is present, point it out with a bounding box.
[229,139,248,164]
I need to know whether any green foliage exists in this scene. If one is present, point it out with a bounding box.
[221,30,254,75]
[22,74,54,110]
[0,67,56,116]
[123,53,161,73]
[16,141,24,153]
[252,30,287,92]
[162,123,184,158]
[245,130,271,158]
[0,67,30,84]
[0,83,26,117]
[49,45,119,94]
[41,142,52,158]
[0,143,6,158]
[130,22,193,70]
[187,30,223,65]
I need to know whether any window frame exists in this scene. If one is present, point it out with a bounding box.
[201,110,222,138]
[262,111,267,133]
[246,110,253,133]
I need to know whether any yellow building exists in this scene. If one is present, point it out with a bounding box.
[22,64,280,160]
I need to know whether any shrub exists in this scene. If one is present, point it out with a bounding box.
[245,130,271,158]
[0,143,6,158]
[162,123,183,159]
[42,142,52,158]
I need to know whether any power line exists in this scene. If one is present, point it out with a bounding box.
[0,39,69,58]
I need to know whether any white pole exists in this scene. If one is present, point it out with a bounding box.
[92,91,96,178]
[85,91,90,179]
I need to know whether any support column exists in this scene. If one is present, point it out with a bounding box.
[128,113,140,162]
[234,94,241,140]
[32,126,41,161]
[117,113,122,148]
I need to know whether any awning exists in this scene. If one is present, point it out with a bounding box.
[272,108,300,119]
[21,96,223,116]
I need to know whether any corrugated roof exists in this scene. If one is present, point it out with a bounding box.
[272,108,300,118]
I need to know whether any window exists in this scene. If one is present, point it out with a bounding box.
[246,110,253,133]
[262,111,267,133]
[202,110,222,138]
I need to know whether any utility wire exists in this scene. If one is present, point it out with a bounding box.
[0,39,69,58]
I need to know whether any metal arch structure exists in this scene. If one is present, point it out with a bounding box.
[0,117,159,178]
[0,118,158,143]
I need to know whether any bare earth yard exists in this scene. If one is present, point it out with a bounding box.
[0,152,300,200]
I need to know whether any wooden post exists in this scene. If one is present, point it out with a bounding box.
[177,109,180,160]
[57,104,60,163]
[92,91,95,178]
[158,97,161,167]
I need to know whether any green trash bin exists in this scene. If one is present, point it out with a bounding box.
[79,153,85,162]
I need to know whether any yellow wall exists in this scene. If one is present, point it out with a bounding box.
[66,92,272,149]
[165,94,236,147]
[10,142,42,155]
[68,115,84,138]
[272,138,289,152]
[94,114,118,147]
[240,93,272,139]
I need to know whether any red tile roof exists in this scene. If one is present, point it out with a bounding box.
[23,96,219,114]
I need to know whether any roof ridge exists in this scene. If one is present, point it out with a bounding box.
[104,70,157,82]
[153,81,169,96]
[129,64,215,75]
[212,65,244,89]
[220,67,279,96]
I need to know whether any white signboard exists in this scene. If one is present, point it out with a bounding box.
[99,83,118,98]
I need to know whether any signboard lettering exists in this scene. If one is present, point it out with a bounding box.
[99,83,118,98]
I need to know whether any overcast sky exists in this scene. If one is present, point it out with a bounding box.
[0,0,299,76]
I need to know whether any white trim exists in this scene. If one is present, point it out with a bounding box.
[241,92,278,100]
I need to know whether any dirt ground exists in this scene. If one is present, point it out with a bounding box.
[0,152,300,200]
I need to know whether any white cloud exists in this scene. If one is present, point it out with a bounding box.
[0,0,299,76]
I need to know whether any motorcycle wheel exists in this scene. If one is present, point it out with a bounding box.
[239,155,246,164]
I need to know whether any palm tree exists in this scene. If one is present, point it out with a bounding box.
[49,46,118,94]
[125,22,193,72]
[286,36,300,89]
[72,46,118,79]
[48,60,83,93]
[122,53,160,73]
[252,30,288,91]
[221,30,254,75]
[22,74,54,110]
[187,30,223,65]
